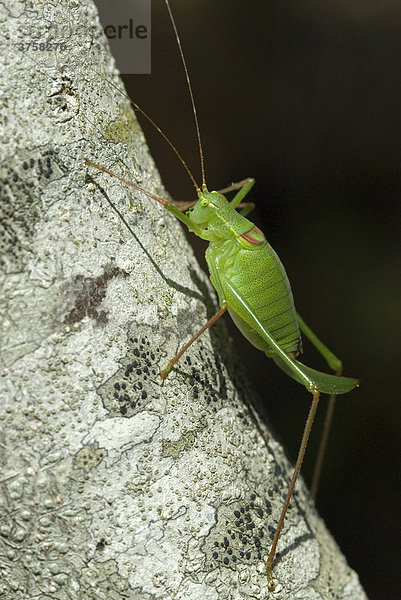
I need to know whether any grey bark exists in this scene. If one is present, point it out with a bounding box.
[0,1,367,599]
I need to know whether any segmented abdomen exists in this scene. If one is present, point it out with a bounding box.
[208,238,301,355]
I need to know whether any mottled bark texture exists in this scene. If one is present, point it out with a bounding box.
[0,1,367,599]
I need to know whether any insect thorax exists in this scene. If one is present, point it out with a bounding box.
[191,192,255,241]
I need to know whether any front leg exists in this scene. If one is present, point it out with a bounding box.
[227,177,255,209]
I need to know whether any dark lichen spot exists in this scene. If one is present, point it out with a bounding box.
[96,538,106,551]
[0,148,61,271]
[63,265,125,326]
[98,326,163,419]
[203,493,273,572]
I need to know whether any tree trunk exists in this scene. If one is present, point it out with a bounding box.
[0,1,367,598]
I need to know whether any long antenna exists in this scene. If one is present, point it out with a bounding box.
[165,0,206,189]
[107,79,200,192]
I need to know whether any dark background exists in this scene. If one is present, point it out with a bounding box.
[122,1,400,598]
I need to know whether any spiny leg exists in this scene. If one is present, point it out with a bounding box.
[228,178,255,209]
[297,313,343,500]
[266,391,320,589]
[160,306,227,382]
[216,177,254,199]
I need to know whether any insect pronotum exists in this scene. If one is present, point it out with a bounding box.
[86,0,359,589]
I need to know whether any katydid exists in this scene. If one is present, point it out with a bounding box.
[86,0,359,588]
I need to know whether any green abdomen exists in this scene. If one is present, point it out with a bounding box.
[207,238,301,355]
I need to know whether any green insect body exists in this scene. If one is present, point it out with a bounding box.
[166,185,357,397]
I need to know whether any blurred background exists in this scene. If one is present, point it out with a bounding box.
[121,1,400,597]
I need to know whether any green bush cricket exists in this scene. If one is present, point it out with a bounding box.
[86,0,359,588]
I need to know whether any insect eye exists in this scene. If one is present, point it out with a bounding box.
[200,199,209,207]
